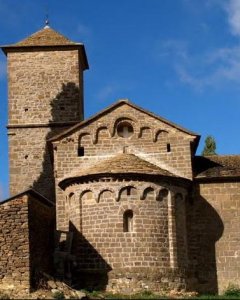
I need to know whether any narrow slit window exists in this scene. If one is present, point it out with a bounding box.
[123,210,133,232]
[78,146,84,157]
[127,187,131,196]
[167,143,171,152]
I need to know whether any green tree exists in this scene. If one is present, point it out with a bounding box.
[202,135,217,156]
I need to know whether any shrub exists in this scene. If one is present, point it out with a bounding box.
[224,284,240,297]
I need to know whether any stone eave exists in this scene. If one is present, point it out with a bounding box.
[49,99,200,148]
[194,175,240,183]
[59,172,190,190]
[1,44,89,70]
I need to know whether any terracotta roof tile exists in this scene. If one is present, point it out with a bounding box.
[194,155,240,179]
[60,153,177,185]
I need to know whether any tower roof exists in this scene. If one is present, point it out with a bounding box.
[11,27,77,47]
[4,26,78,47]
[1,26,89,69]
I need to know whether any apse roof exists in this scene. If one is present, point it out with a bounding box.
[59,153,179,186]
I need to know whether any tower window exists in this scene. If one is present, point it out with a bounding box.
[78,147,84,157]
[167,143,171,152]
[123,210,133,232]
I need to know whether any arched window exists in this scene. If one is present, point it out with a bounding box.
[66,192,74,222]
[123,210,133,232]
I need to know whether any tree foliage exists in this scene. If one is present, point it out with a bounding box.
[202,135,217,156]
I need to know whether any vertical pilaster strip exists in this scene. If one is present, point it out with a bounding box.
[168,191,178,269]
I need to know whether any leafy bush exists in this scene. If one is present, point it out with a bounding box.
[224,284,240,297]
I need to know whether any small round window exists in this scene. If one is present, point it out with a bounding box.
[117,121,134,138]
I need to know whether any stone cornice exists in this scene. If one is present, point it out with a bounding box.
[7,121,79,129]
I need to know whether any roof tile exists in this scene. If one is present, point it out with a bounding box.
[194,155,240,179]
[60,153,177,185]
[8,27,77,47]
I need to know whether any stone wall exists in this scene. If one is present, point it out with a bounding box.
[7,50,83,125]
[187,181,240,294]
[0,191,55,292]
[7,48,84,201]
[8,126,66,201]
[0,195,30,292]
[64,178,188,292]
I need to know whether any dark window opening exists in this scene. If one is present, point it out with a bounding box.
[24,108,28,112]
[78,147,84,157]
[24,155,28,159]
[60,106,65,111]
[127,187,131,196]
[117,121,134,138]
[167,143,171,152]
[69,192,74,200]
[123,210,133,232]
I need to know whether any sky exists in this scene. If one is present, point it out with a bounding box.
[0,0,240,200]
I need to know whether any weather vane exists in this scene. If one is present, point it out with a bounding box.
[44,5,50,29]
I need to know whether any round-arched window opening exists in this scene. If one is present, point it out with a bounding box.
[117,121,134,138]
[123,210,133,232]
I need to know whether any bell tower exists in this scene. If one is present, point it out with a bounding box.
[1,24,88,201]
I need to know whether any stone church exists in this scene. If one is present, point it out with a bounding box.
[0,24,239,295]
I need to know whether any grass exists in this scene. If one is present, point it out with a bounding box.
[83,290,167,299]
[82,285,240,299]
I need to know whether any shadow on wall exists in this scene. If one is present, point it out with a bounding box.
[69,221,112,291]
[186,185,224,294]
[32,82,82,202]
